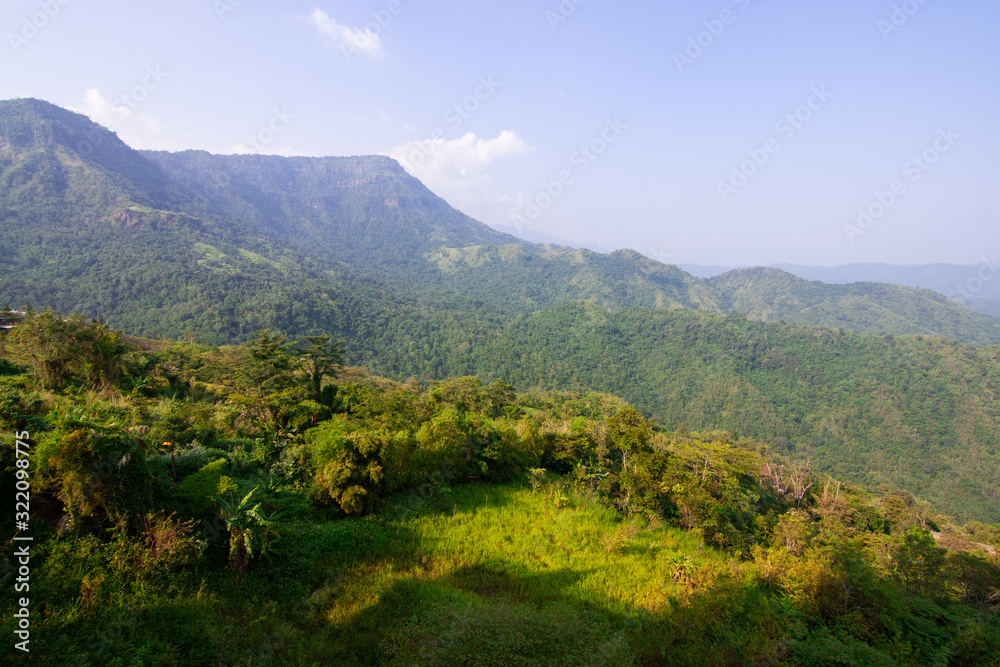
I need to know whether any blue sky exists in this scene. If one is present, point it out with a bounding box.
[2,0,998,266]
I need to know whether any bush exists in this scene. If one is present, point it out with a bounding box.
[945,552,1000,607]
[36,427,151,530]
[788,627,897,666]
[0,379,40,428]
[175,459,234,517]
[308,417,391,514]
[147,443,229,481]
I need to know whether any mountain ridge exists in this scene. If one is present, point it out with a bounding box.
[3,97,1000,347]
[4,98,1000,520]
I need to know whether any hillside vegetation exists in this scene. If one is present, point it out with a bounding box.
[4,98,1000,346]
[4,98,1000,524]
[1,313,998,665]
[307,302,1000,523]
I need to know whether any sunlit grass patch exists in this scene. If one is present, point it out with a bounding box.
[290,478,738,663]
[376,482,730,612]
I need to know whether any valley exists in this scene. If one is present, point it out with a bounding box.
[1,98,999,665]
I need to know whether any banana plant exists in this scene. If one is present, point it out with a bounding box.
[214,487,282,571]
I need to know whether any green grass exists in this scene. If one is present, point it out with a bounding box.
[238,248,282,270]
[193,242,228,264]
[270,481,736,663]
[13,480,757,665]
[374,483,726,614]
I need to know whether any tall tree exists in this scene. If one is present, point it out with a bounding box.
[293,335,345,403]
[237,329,297,396]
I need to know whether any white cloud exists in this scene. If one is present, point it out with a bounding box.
[74,88,162,135]
[387,131,532,190]
[305,9,381,56]
[70,88,171,150]
[386,130,533,227]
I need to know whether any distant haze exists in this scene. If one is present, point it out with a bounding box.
[682,262,1000,304]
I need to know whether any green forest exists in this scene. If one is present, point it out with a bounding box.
[1,311,998,665]
[3,98,1000,664]
[4,98,1000,524]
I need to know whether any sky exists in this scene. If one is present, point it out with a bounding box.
[2,0,998,267]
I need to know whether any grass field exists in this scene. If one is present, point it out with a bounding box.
[20,478,783,666]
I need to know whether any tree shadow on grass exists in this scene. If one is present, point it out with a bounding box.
[379,481,517,524]
[329,563,638,666]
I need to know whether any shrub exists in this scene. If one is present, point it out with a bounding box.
[945,552,1000,607]
[788,627,897,666]
[36,427,151,530]
[215,487,281,571]
[175,459,235,517]
[0,380,40,427]
[308,417,392,514]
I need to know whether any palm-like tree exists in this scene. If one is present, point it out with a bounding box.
[215,487,281,571]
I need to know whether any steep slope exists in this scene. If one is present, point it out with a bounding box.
[141,149,524,281]
[0,98,431,343]
[0,98,184,213]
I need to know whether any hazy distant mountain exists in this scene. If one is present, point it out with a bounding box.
[684,262,1000,319]
[772,263,1000,318]
[707,267,1000,345]
[683,261,1000,299]
[773,263,1000,302]
[679,264,746,279]
[3,96,1000,347]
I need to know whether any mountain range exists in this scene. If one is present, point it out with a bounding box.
[2,97,1000,521]
[2,97,999,344]
[682,262,1000,318]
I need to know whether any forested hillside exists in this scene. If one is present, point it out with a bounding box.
[4,97,1000,523]
[337,303,1000,523]
[1,316,998,665]
[708,267,1000,345]
[142,149,522,282]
